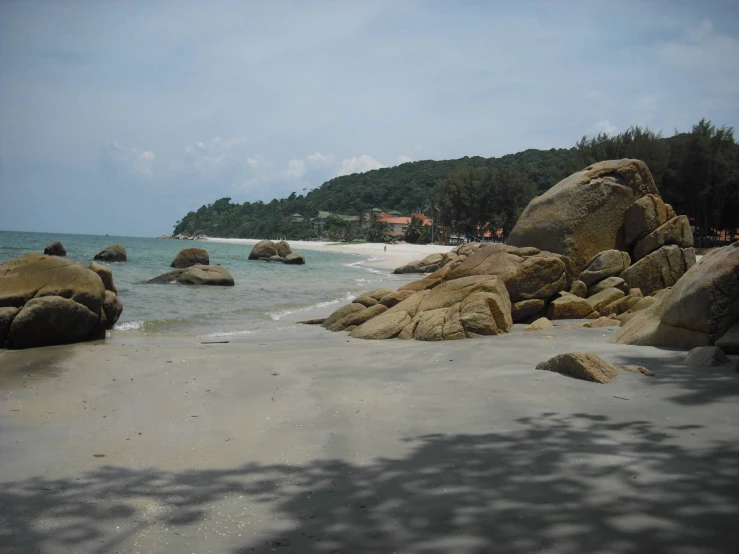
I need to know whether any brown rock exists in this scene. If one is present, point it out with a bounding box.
[586,287,625,313]
[619,245,696,297]
[283,253,306,265]
[147,264,234,286]
[8,296,101,349]
[353,295,378,307]
[545,295,594,319]
[536,352,620,384]
[248,240,279,260]
[323,303,364,330]
[600,295,640,317]
[398,277,442,292]
[633,215,694,260]
[94,244,127,262]
[683,346,731,367]
[623,194,670,245]
[569,280,587,298]
[582,317,620,328]
[89,262,117,294]
[379,289,416,308]
[349,310,410,340]
[102,290,123,328]
[511,299,546,322]
[525,317,553,331]
[508,159,658,268]
[587,276,627,296]
[171,247,209,268]
[0,307,19,347]
[579,250,631,287]
[274,241,293,257]
[337,304,388,329]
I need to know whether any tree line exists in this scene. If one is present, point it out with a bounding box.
[174,119,738,246]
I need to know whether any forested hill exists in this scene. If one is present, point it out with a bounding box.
[172,148,579,239]
[173,120,739,243]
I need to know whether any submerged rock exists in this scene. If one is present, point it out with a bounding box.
[147,264,234,286]
[43,241,66,256]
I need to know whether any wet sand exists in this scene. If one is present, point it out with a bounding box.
[1,322,738,554]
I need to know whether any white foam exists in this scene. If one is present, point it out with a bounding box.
[114,320,145,331]
[344,260,383,275]
[267,292,356,321]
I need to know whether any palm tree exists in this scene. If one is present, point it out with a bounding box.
[404,215,424,244]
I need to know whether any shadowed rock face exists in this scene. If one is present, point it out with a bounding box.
[147,264,234,286]
[612,242,739,349]
[508,159,658,269]
[0,253,123,349]
[94,244,127,262]
[171,248,209,268]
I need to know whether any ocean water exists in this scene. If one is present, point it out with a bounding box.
[0,231,403,339]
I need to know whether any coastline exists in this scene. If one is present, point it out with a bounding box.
[204,237,454,271]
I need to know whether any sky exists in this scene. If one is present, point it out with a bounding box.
[1,0,739,237]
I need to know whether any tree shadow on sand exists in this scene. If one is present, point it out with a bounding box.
[1,412,738,554]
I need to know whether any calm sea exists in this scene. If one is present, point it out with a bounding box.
[0,231,403,339]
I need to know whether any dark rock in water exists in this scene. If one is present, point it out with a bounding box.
[171,247,209,268]
[43,241,66,256]
[147,264,234,286]
[283,253,305,265]
[0,253,123,349]
[94,244,127,262]
[248,240,279,260]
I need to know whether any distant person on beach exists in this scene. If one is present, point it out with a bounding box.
[384,245,387,252]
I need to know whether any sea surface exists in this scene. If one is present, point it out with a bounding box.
[0,231,404,339]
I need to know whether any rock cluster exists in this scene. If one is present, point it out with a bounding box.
[331,159,706,342]
[0,254,123,349]
[248,240,305,265]
[612,241,739,350]
[393,243,481,274]
[94,244,127,262]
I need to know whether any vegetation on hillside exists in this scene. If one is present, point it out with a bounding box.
[174,119,738,246]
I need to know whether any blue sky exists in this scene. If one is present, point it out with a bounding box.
[1,0,738,236]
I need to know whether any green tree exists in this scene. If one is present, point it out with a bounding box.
[404,215,424,244]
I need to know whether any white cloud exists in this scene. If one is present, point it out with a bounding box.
[247,154,265,169]
[335,154,384,177]
[306,151,334,166]
[105,142,156,177]
[397,155,413,164]
[593,120,618,135]
[286,158,305,179]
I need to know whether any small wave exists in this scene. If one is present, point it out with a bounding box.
[114,320,145,331]
[267,292,356,321]
[201,324,298,338]
[344,260,383,275]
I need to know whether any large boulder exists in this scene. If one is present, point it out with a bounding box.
[623,194,673,246]
[171,248,209,268]
[508,159,658,269]
[393,245,482,274]
[43,241,66,256]
[545,294,594,320]
[275,241,293,258]
[283,253,305,265]
[619,245,695,297]
[147,264,234,286]
[94,244,127,262]
[683,346,731,367]
[612,242,739,349]
[633,215,694,260]
[0,253,123,349]
[89,262,117,294]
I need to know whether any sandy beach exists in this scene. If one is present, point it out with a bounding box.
[1,321,738,553]
[205,237,455,271]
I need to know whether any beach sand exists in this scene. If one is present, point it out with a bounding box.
[1,322,738,553]
[204,237,455,270]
